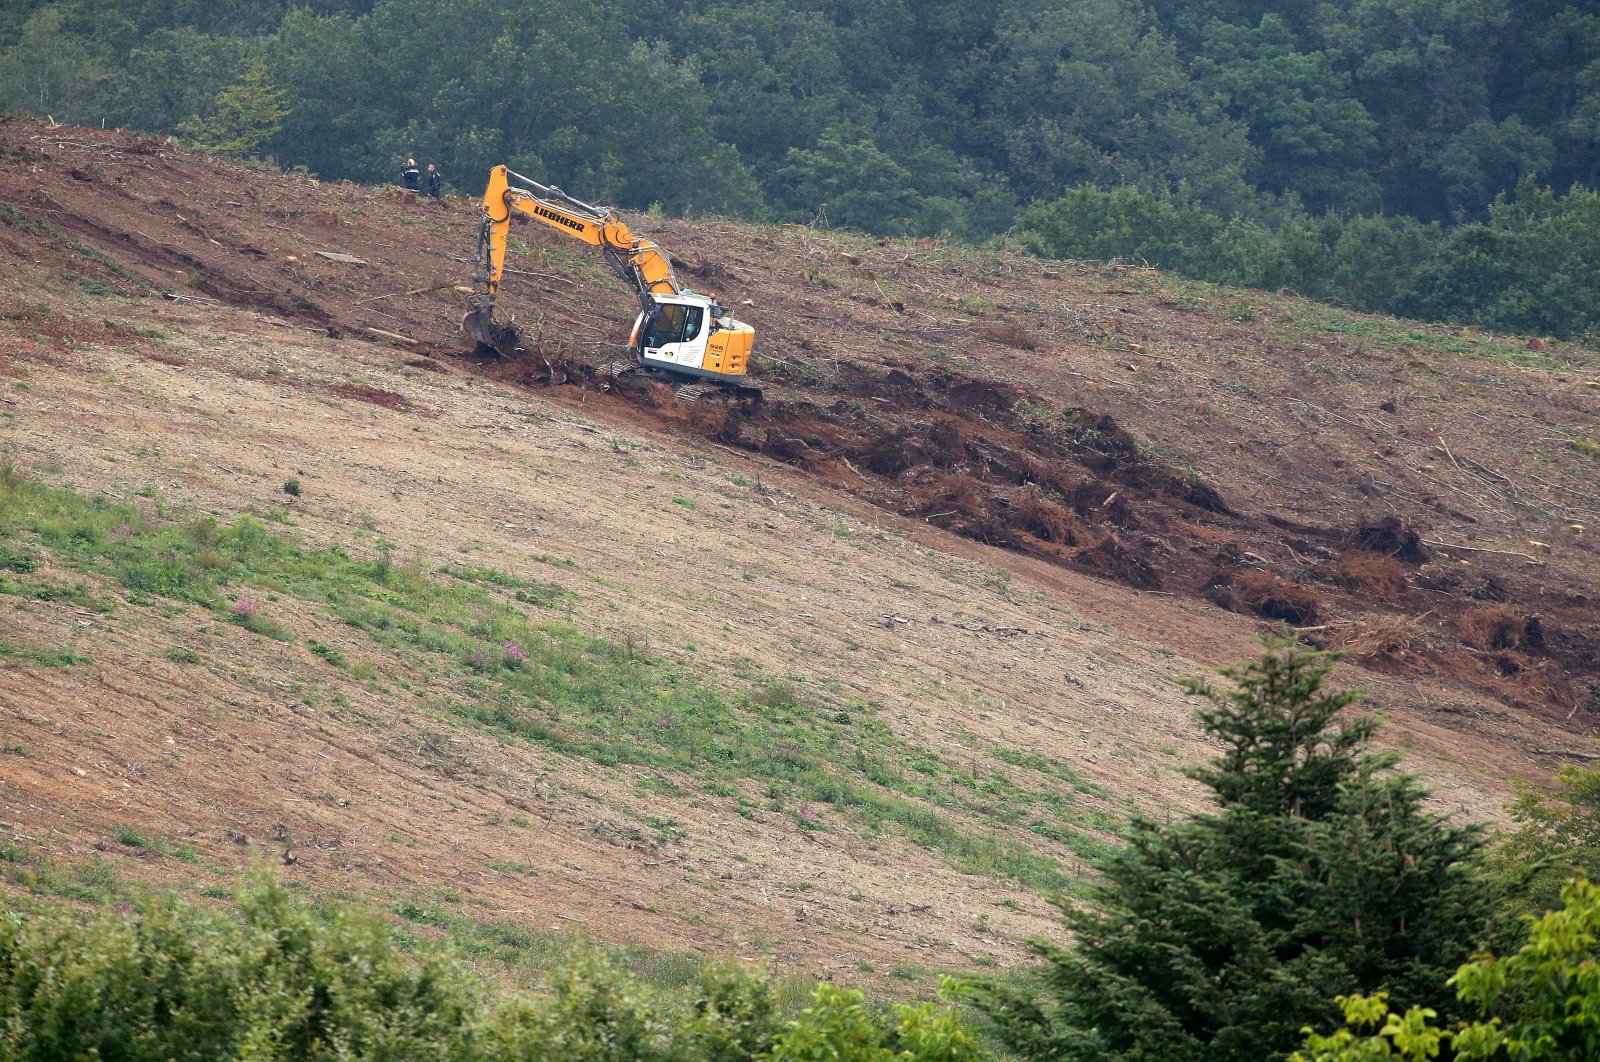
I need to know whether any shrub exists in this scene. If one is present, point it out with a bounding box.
[0,872,989,1060]
[1295,877,1600,1061]
[1496,756,1600,916]
[0,869,478,1060]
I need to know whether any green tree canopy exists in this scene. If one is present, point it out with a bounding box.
[177,56,289,158]
[970,642,1503,1062]
[1496,755,1600,917]
[1295,877,1600,1061]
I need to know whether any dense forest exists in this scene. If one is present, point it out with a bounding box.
[3,0,1600,335]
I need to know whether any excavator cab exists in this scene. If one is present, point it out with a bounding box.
[633,294,754,381]
[638,299,705,364]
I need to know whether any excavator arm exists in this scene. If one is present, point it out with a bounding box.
[471,165,679,315]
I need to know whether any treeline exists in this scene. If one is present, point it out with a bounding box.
[8,643,1600,1059]
[2,0,1600,335]
[1019,181,1600,338]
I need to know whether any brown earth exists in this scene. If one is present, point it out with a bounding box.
[1,117,1598,985]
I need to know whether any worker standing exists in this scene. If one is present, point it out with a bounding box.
[426,163,443,200]
[401,158,420,189]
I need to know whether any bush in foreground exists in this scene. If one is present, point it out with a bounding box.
[0,870,987,1060]
[1295,877,1600,1061]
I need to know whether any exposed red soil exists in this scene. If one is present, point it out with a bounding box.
[2,115,1596,724]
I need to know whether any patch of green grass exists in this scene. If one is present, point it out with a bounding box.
[308,640,347,668]
[0,640,92,667]
[989,745,1102,796]
[1145,272,1600,369]
[0,544,38,572]
[637,774,686,797]
[116,826,152,848]
[440,564,568,606]
[112,827,201,863]
[61,238,150,291]
[1272,299,1589,368]
[0,842,130,904]
[0,204,44,234]
[485,860,539,877]
[0,574,115,611]
[230,609,290,641]
[64,272,118,297]
[0,467,1104,895]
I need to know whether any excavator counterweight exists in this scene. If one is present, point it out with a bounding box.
[465,166,758,403]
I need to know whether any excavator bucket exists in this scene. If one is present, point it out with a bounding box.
[461,305,520,357]
[461,307,497,345]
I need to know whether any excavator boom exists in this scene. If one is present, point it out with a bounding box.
[473,165,678,311]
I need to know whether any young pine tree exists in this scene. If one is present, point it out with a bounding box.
[971,641,1503,1062]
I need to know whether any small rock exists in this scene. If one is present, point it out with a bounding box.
[281,849,297,865]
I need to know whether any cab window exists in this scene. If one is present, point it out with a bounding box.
[644,303,687,348]
[682,306,704,342]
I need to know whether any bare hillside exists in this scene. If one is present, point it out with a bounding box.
[1,118,1597,985]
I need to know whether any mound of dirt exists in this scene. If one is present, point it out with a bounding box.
[1206,569,1323,625]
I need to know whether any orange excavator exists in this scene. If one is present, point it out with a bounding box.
[463,166,760,402]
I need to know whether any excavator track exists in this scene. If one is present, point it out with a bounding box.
[594,359,761,406]
[675,380,764,407]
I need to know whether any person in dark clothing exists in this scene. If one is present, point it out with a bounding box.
[426,163,442,199]
[401,158,420,189]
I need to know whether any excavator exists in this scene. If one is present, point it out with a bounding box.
[463,165,760,402]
